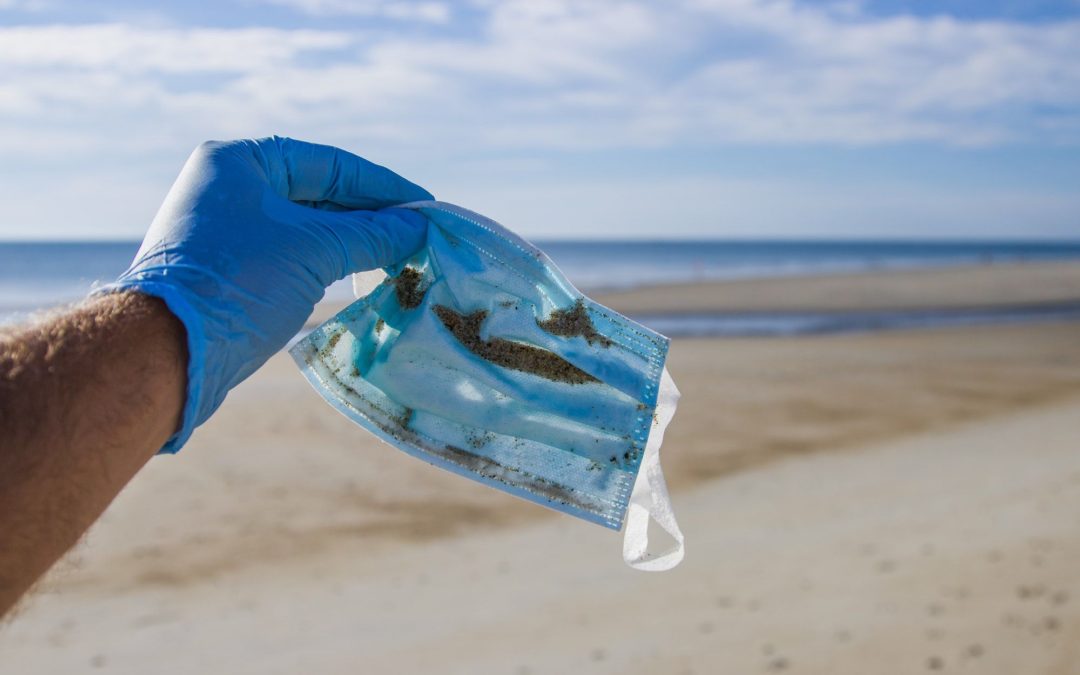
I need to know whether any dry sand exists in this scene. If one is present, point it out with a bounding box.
[3,264,1080,674]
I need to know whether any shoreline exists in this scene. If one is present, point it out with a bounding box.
[304,260,1080,333]
[592,259,1080,313]
[4,259,1078,330]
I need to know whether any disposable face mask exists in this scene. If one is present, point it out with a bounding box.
[291,201,684,570]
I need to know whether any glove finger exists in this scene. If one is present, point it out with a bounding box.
[309,207,428,279]
[268,136,433,209]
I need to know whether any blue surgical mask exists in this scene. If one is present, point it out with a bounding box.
[291,201,684,570]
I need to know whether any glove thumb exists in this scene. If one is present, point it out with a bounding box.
[313,206,429,279]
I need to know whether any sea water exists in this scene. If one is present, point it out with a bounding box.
[2,239,1079,335]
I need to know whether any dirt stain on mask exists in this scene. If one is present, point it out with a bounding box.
[393,267,426,309]
[433,305,599,385]
[439,444,600,514]
[537,300,612,347]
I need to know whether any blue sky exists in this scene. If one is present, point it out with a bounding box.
[0,0,1077,240]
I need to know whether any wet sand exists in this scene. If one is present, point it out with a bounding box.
[2,263,1080,673]
[594,260,1080,313]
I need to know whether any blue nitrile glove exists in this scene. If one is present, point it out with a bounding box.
[100,136,432,453]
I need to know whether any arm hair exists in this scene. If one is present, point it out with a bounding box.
[0,292,186,617]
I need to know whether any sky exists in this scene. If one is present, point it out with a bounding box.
[0,0,1078,240]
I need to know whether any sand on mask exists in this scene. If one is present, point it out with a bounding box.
[393,267,426,309]
[537,299,613,348]
[433,305,599,385]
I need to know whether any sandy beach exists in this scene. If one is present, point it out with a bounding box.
[3,262,1080,674]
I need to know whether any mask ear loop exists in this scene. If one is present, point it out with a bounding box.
[623,367,685,571]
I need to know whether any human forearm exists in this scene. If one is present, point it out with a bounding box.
[0,292,186,615]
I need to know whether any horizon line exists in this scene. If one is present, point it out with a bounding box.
[3,236,1080,245]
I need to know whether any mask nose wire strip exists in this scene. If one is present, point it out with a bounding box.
[623,367,685,571]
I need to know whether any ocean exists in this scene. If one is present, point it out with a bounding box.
[2,239,1080,335]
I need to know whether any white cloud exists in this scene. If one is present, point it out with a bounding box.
[252,0,450,22]
[0,0,52,10]
[0,24,351,72]
[0,0,1077,237]
[0,0,1077,155]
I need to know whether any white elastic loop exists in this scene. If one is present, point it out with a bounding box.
[352,270,386,299]
[623,367,685,571]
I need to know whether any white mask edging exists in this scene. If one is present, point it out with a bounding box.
[623,367,684,571]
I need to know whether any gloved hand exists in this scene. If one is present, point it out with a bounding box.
[102,136,432,452]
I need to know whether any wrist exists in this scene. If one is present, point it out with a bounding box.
[96,291,189,446]
[94,280,204,452]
